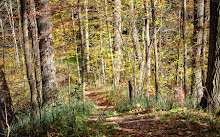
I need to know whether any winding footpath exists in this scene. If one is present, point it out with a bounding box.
[85,90,218,137]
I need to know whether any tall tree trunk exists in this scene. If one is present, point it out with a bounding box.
[130,0,139,96]
[131,0,141,63]
[16,0,26,90]
[84,0,90,81]
[21,0,38,113]
[191,0,198,95]
[194,0,204,106]
[151,0,159,100]
[212,7,220,113]
[176,8,182,87]
[71,8,81,84]
[29,0,43,107]
[182,0,188,98]
[114,0,122,87]
[199,0,219,112]
[201,0,208,87]
[96,0,106,85]
[145,0,151,92]
[105,0,115,86]
[0,65,15,137]
[78,0,86,102]
[35,0,58,105]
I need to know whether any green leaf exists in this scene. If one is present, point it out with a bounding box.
[170,108,178,113]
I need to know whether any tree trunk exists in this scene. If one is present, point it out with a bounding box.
[114,0,122,87]
[21,0,38,113]
[16,0,26,91]
[199,0,219,112]
[0,65,15,137]
[35,0,59,105]
[201,0,208,87]
[29,0,43,107]
[212,7,220,112]
[193,0,204,106]
[71,8,81,84]
[95,0,105,85]
[151,0,159,100]
[131,0,141,63]
[145,1,151,92]
[84,0,90,81]
[78,0,86,102]
[191,0,198,95]
[182,0,188,98]
[105,0,115,86]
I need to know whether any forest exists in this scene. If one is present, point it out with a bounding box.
[0,0,219,136]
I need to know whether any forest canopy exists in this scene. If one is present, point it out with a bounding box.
[0,0,219,136]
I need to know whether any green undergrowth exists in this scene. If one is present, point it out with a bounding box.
[112,89,219,136]
[9,98,97,137]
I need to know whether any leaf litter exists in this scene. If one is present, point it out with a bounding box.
[86,90,220,137]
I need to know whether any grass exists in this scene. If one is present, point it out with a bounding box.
[8,81,220,136]
[9,98,97,137]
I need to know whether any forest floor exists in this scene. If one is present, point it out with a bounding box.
[85,90,220,137]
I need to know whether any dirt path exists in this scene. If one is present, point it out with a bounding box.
[85,90,218,137]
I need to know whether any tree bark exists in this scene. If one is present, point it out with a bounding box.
[71,8,81,84]
[78,0,86,102]
[105,0,115,86]
[131,0,141,63]
[21,0,38,113]
[212,8,220,112]
[114,0,122,87]
[96,1,106,85]
[35,0,59,105]
[84,0,90,81]
[145,1,151,79]
[151,0,159,100]
[29,0,43,107]
[199,0,219,112]
[201,0,208,87]
[182,0,188,97]
[191,0,198,95]
[192,0,204,106]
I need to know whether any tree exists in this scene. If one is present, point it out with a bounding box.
[144,0,151,92]
[182,0,188,97]
[78,0,86,102]
[131,0,137,96]
[104,0,115,86]
[199,0,219,113]
[151,0,159,100]
[193,0,204,106]
[35,0,59,105]
[114,0,122,87]
[29,0,42,107]
[84,0,90,81]
[21,0,38,113]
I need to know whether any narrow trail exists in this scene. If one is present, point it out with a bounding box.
[85,90,217,137]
